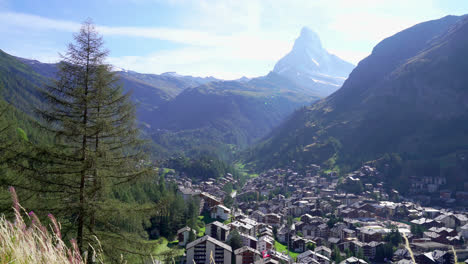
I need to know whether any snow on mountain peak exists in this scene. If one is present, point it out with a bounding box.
[272,26,355,97]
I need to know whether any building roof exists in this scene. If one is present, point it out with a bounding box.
[411,217,434,225]
[208,221,230,230]
[411,242,451,251]
[339,257,368,264]
[297,250,330,262]
[298,256,320,264]
[315,246,331,253]
[234,246,261,255]
[216,204,231,212]
[258,235,275,244]
[177,226,192,235]
[255,259,279,264]
[239,232,258,241]
[186,235,232,252]
[200,192,222,202]
[230,221,254,230]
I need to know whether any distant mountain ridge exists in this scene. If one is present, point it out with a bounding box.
[248,14,468,184]
[0,48,319,158]
[0,25,354,158]
[149,72,319,147]
[273,27,355,97]
[11,55,218,126]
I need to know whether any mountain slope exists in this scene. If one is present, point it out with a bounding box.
[273,27,355,97]
[148,72,320,156]
[117,71,218,128]
[249,15,468,175]
[7,54,215,129]
[0,50,45,114]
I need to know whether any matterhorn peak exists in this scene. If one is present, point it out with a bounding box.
[273,26,355,97]
[294,27,323,51]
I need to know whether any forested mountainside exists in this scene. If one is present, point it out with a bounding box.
[149,72,319,159]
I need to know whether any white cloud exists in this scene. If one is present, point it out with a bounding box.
[0,12,80,32]
[328,12,420,43]
[0,0,464,78]
[327,49,371,65]
[107,43,285,79]
[0,11,292,78]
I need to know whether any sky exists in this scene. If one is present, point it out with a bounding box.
[0,0,467,79]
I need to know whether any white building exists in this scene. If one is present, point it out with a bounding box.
[211,204,231,221]
[186,236,232,264]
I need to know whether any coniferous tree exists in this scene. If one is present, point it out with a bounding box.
[0,100,11,200]
[0,101,33,212]
[11,20,154,259]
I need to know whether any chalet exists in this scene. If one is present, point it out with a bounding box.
[237,232,258,249]
[251,210,265,223]
[302,224,319,239]
[357,227,383,243]
[211,204,231,221]
[461,224,468,239]
[317,223,330,238]
[265,213,282,227]
[229,221,255,237]
[238,217,259,235]
[362,241,382,260]
[410,218,443,229]
[428,227,457,237]
[414,251,449,264]
[411,242,451,253]
[178,187,199,201]
[206,221,230,242]
[297,250,331,264]
[330,223,347,239]
[290,236,311,253]
[258,235,274,252]
[234,246,261,264]
[254,259,279,264]
[341,228,356,240]
[186,236,232,264]
[423,208,441,218]
[298,256,321,264]
[267,250,291,264]
[393,248,412,262]
[177,226,195,246]
[277,226,290,244]
[199,192,222,210]
[301,214,314,223]
[328,237,341,247]
[314,246,332,259]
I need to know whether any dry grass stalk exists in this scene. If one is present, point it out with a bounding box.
[402,233,416,264]
[451,246,458,263]
[0,187,103,264]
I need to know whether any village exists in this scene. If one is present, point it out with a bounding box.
[165,164,468,264]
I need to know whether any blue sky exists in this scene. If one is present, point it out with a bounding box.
[0,0,467,79]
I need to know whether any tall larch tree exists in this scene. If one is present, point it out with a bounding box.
[32,20,156,259]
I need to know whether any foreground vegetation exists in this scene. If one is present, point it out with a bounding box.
[0,187,100,264]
